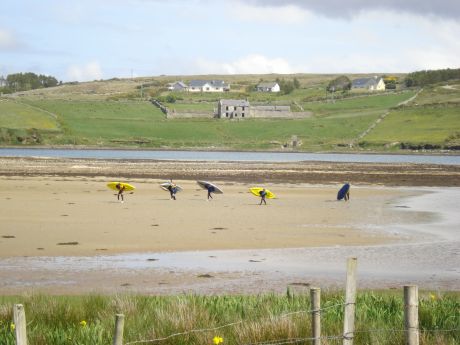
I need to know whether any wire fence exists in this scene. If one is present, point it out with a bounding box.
[122,297,459,345]
[124,302,347,345]
[10,258,460,345]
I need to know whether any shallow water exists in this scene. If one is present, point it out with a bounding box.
[1,148,460,165]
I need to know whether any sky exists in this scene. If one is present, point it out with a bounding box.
[1,0,459,82]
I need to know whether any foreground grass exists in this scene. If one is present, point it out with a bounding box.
[0,291,458,345]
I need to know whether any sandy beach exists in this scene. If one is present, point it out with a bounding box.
[0,157,459,294]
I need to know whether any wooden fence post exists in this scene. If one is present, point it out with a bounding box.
[310,287,321,345]
[113,314,125,345]
[404,285,419,345]
[343,257,357,345]
[13,304,28,345]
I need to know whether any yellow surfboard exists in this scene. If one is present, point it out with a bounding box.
[249,187,275,199]
[107,182,135,191]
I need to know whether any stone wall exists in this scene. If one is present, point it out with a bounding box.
[250,106,311,118]
[166,111,213,119]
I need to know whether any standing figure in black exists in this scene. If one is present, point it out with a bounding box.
[167,180,177,200]
[207,185,215,200]
[259,188,267,205]
[116,183,126,203]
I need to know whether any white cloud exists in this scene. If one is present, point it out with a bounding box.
[230,3,311,24]
[66,61,103,81]
[194,54,297,74]
[0,29,21,50]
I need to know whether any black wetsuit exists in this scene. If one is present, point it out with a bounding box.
[207,185,215,200]
[167,185,176,200]
[259,190,267,205]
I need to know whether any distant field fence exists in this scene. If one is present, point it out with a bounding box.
[11,258,459,345]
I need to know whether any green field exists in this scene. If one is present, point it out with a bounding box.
[1,74,459,151]
[361,83,460,149]
[1,292,458,345]
[9,98,386,149]
[363,106,460,148]
[0,100,60,130]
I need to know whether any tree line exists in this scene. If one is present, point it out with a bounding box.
[404,68,460,87]
[0,72,60,93]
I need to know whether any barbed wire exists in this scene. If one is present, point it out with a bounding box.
[125,320,244,344]
[243,328,460,345]
[124,299,458,345]
[242,334,344,345]
[124,302,346,345]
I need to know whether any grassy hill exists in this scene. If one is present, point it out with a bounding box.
[0,73,459,152]
[362,84,460,150]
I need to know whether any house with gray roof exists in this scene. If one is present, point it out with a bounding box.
[167,81,188,91]
[189,80,230,92]
[351,76,385,91]
[256,82,280,93]
[217,99,249,118]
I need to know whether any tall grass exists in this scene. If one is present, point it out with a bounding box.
[0,291,458,345]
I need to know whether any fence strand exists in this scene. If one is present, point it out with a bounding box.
[124,303,346,345]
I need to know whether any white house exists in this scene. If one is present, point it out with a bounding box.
[188,80,230,92]
[256,82,280,93]
[351,76,385,91]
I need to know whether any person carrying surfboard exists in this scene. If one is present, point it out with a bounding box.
[207,185,215,200]
[337,182,350,201]
[116,183,126,203]
[167,180,177,200]
[259,188,267,205]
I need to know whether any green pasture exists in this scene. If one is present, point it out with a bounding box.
[17,98,379,149]
[0,91,407,149]
[302,91,416,117]
[0,100,60,130]
[1,82,458,151]
[169,102,214,112]
[1,292,458,345]
[362,106,460,146]
[412,83,460,105]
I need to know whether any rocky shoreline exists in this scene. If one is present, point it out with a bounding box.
[1,157,459,186]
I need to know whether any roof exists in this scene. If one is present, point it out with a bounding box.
[173,81,187,88]
[219,99,250,107]
[257,82,278,88]
[352,76,382,88]
[189,80,229,88]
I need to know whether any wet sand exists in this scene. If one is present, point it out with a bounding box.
[0,177,412,257]
[0,157,459,294]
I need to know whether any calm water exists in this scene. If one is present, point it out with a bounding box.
[0,148,459,165]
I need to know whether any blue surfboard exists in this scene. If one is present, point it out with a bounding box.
[337,183,350,200]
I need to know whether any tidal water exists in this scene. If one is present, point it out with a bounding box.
[1,148,459,164]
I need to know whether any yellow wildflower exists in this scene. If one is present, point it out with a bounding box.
[430,293,436,301]
[213,336,223,344]
[10,322,15,331]
[79,320,87,327]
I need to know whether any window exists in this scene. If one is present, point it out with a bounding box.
[226,106,229,110]
[226,113,229,117]
[242,113,245,117]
